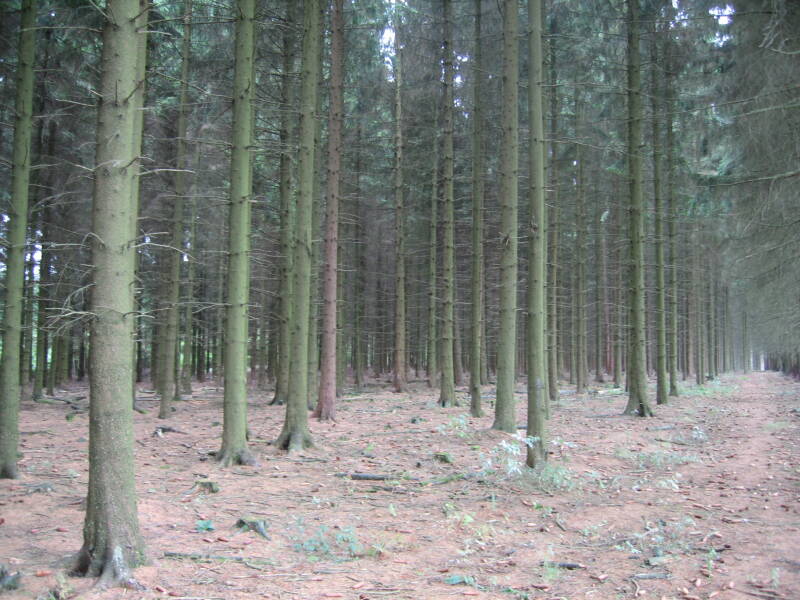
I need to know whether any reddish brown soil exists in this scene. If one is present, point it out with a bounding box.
[1,371,799,600]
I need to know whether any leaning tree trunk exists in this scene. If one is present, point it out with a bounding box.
[623,0,653,417]
[526,0,548,467]
[73,0,146,584]
[438,0,457,407]
[0,0,36,479]
[276,0,320,452]
[217,0,257,467]
[492,0,519,432]
[315,0,344,420]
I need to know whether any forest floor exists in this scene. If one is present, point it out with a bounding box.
[1,371,799,600]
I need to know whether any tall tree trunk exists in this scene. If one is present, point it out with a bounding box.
[651,38,668,405]
[665,36,680,396]
[316,0,344,420]
[546,26,559,411]
[271,0,297,406]
[438,0,457,407]
[159,0,192,417]
[392,14,407,394]
[526,0,547,467]
[622,0,653,417]
[574,98,587,394]
[217,0,256,467]
[469,0,484,417]
[427,109,439,389]
[493,0,519,432]
[0,0,36,479]
[276,0,320,452]
[73,0,146,582]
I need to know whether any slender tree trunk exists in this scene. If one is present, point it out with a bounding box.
[651,39,668,405]
[316,0,344,420]
[276,0,320,452]
[392,15,407,394]
[159,0,192,417]
[0,0,36,479]
[73,0,146,582]
[217,0,256,467]
[622,0,653,417]
[526,0,547,467]
[546,27,559,411]
[271,0,297,406]
[439,0,457,407]
[493,0,519,432]
[665,41,680,396]
[427,110,439,389]
[469,0,484,417]
[575,100,587,395]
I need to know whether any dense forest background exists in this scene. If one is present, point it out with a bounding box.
[0,0,798,590]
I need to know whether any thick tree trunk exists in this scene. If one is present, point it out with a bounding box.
[73,0,146,583]
[316,0,344,420]
[217,0,256,467]
[0,0,36,479]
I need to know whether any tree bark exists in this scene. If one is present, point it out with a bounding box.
[526,0,547,467]
[73,0,146,583]
[438,0,456,408]
[493,0,519,432]
[276,0,320,452]
[217,0,256,467]
[316,0,344,420]
[469,0,484,417]
[0,0,36,479]
[623,0,653,417]
[392,13,407,394]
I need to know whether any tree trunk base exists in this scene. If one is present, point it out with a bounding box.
[0,462,19,479]
[73,543,144,590]
[216,446,258,467]
[269,393,286,406]
[275,427,314,453]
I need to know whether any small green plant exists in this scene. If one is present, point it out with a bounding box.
[706,547,718,573]
[541,546,561,582]
[528,463,577,492]
[480,433,539,478]
[437,413,471,438]
[771,567,781,588]
[195,519,215,532]
[290,519,364,561]
[444,574,477,587]
[614,447,700,469]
